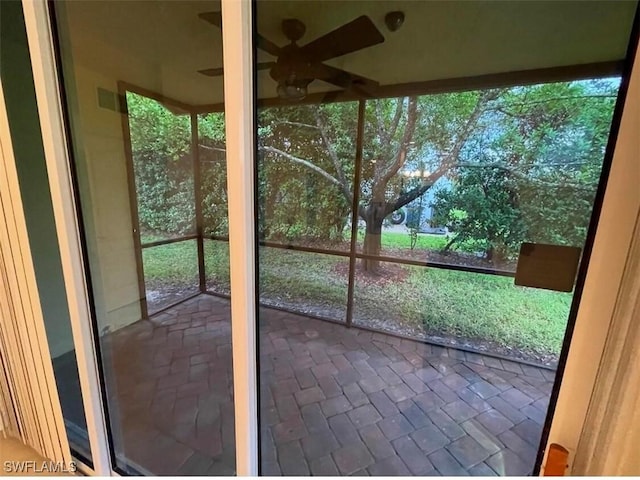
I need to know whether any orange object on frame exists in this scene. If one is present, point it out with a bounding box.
[544,443,569,476]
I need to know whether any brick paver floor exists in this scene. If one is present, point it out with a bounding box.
[104,294,553,475]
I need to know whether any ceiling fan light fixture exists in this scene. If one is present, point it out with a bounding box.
[276,78,308,101]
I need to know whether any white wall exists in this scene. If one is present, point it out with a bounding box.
[65,65,142,333]
[54,0,209,334]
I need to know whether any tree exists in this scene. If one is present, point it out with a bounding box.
[126,79,618,273]
[259,90,502,271]
[257,102,357,243]
[127,92,194,237]
[258,79,618,272]
[127,94,231,238]
[358,92,501,270]
[197,112,229,236]
[431,80,619,259]
[432,167,526,262]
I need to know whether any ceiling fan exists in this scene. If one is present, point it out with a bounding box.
[198,12,385,100]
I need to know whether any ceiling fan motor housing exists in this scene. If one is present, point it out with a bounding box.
[282,18,306,42]
[271,44,315,80]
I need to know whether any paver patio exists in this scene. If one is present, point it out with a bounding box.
[64,294,554,475]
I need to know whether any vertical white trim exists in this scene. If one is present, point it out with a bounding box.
[544,38,640,473]
[221,0,258,475]
[21,0,112,474]
[571,43,640,475]
[0,79,70,464]
[573,210,640,475]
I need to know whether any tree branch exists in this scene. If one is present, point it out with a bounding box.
[389,167,449,213]
[387,98,405,150]
[260,145,354,204]
[386,92,503,214]
[456,162,594,190]
[375,101,387,147]
[375,98,404,152]
[376,97,418,195]
[372,98,406,183]
[491,94,617,117]
[315,111,350,192]
[274,120,319,130]
[500,94,617,108]
[439,89,500,169]
[198,144,226,153]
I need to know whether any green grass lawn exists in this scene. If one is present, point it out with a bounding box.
[352,266,569,356]
[142,240,199,286]
[356,230,448,251]
[142,234,571,358]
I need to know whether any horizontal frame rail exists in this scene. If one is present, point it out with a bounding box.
[261,240,350,258]
[354,252,515,277]
[192,61,624,114]
[116,62,623,116]
[206,234,516,277]
[146,291,201,317]
[140,234,198,249]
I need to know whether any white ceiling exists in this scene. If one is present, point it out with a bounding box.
[59,0,637,107]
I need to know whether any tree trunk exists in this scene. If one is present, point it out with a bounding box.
[362,204,385,273]
[486,245,494,261]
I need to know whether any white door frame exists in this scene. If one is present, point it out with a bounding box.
[22,0,116,474]
[21,0,259,475]
[547,35,640,473]
[19,0,640,475]
[220,0,259,475]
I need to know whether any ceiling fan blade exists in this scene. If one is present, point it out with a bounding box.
[299,16,384,63]
[199,67,225,77]
[199,62,275,77]
[199,11,281,56]
[198,11,222,28]
[256,34,282,57]
[311,63,379,93]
